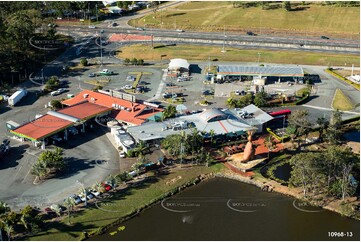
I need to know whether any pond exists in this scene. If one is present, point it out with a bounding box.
[92,177,359,241]
[273,162,292,183]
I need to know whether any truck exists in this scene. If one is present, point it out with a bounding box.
[8,89,27,106]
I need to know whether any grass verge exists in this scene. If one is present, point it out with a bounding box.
[326,68,360,90]
[129,2,359,38]
[26,164,224,241]
[332,88,354,111]
[117,44,360,67]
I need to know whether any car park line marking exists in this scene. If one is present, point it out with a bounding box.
[13,165,23,181]
[22,167,32,184]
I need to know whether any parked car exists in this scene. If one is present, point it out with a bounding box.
[162,92,172,99]
[79,193,94,202]
[68,127,78,135]
[50,88,66,96]
[88,73,96,77]
[123,85,132,90]
[165,82,176,87]
[126,75,135,81]
[90,189,101,197]
[88,25,96,29]
[50,204,64,212]
[246,31,255,36]
[101,183,112,191]
[50,135,62,142]
[119,151,126,158]
[98,69,113,76]
[176,29,184,32]
[111,22,118,27]
[321,36,329,39]
[69,194,82,205]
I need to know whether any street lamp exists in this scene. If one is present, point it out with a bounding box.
[76,180,87,206]
[257,52,261,64]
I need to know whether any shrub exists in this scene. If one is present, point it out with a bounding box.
[50,100,62,109]
[80,58,88,66]
[124,58,130,65]
[45,76,59,91]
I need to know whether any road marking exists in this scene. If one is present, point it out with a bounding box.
[22,166,32,184]
[13,165,23,181]
[302,104,359,115]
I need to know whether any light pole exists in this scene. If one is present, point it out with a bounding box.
[257,52,261,64]
[76,180,87,206]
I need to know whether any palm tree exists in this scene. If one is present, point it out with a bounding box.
[20,214,30,232]
[4,223,13,241]
[205,152,214,167]
[106,175,120,190]
[92,182,105,194]
[78,187,90,206]
[0,201,10,215]
[264,135,276,160]
[134,141,148,156]
[63,197,76,224]
[209,129,215,145]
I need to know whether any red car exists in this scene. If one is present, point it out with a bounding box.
[102,183,111,191]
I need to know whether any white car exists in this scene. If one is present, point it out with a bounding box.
[176,29,184,32]
[136,27,144,31]
[123,85,132,90]
[50,88,66,96]
[126,75,135,82]
[90,190,101,197]
[119,151,126,158]
[88,25,96,29]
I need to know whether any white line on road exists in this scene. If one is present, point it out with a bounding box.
[13,165,23,181]
[302,104,360,115]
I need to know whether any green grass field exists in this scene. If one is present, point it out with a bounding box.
[332,88,354,111]
[117,44,360,67]
[27,164,224,241]
[129,2,360,38]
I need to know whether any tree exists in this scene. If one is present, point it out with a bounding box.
[63,197,75,224]
[254,91,268,107]
[316,116,329,142]
[31,148,65,179]
[50,100,62,110]
[264,135,277,160]
[130,57,138,65]
[92,182,105,194]
[283,1,291,11]
[162,105,176,120]
[4,222,13,241]
[134,141,148,156]
[106,175,121,190]
[137,59,144,65]
[45,76,60,91]
[123,58,130,65]
[226,97,237,108]
[289,152,325,197]
[209,129,215,145]
[288,109,311,149]
[325,110,342,144]
[0,201,10,215]
[80,58,88,66]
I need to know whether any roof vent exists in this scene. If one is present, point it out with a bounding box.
[90,97,96,102]
[83,93,89,98]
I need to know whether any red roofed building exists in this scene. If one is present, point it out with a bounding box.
[62,90,163,126]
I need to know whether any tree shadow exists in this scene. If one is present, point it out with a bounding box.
[165,12,186,17]
[0,144,29,169]
[290,6,310,11]
[55,158,100,179]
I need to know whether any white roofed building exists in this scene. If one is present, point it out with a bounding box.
[168,58,190,75]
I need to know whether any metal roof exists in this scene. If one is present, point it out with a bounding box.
[225,105,274,126]
[198,109,226,122]
[217,65,304,77]
[47,110,80,123]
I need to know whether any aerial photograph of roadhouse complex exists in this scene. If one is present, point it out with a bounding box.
[0,0,360,241]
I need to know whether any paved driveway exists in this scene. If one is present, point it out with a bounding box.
[0,127,120,210]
